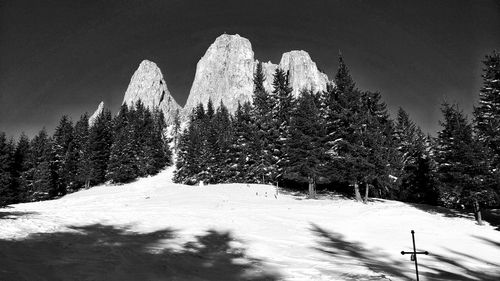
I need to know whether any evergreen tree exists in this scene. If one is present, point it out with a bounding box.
[106,104,137,183]
[271,68,294,182]
[231,102,256,182]
[150,108,171,172]
[324,54,367,201]
[285,91,326,198]
[394,108,437,203]
[251,62,275,183]
[324,55,397,202]
[436,102,495,224]
[211,101,233,182]
[473,51,500,202]
[13,133,30,202]
[174,106,205,184]
[132,101,149,177]
[87,109,113,185]
[74,113,91,189]
[23,129,55,201]
[0,133,16,206]
[52,115,74,195]
[172,108,181,151]
[359,90,400,201]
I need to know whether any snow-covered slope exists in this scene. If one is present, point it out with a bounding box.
[1,167,499,280]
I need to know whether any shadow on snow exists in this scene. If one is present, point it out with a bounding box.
[310,223,500,281]
[0,210,38,220]
[407,203,500,231]
[0,224,280,281]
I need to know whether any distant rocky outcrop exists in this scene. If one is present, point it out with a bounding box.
[183,34,332,114]
[88,101,104,127]
[123,60,181,124]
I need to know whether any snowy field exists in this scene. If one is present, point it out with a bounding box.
[1,166,499,281]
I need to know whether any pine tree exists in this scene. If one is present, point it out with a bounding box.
[211,101,233,182]
[106,104,137,183]
[324,54,367,201]
[359,90,400,201]
[74,113,91,189]
[172,108,181,151]
[436,102,495,224]
[394,108,437,203]
[132,101,149,177]
[251,62,275,184]
[323,55,398,202]
[13,133,30,202]
[150,108,171,173]
[473,51,500,202]
[231,102,256,182]
[174,106,205,184]
[285,91,326,198]
[271,68,294,182]
[23,129,56,201]
[52,115,74,195]
[0,133,16,206]
[87,109,113,185]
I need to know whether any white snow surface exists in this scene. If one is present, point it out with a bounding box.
[1,166,500,280]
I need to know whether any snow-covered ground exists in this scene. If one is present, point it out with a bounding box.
[1,166,499,280]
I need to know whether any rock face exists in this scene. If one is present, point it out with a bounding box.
[277,50,330,96]
[184,34,332,114]
[88,101,104,127]
[123,60,181,124]
[184,34,256,114]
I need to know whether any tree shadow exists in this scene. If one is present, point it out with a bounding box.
[407,203,500,231]
[407,202,474,220]
[0,210,37,220]
[310,223,411,280]
[420,251,500,281]
[481,209,500,230]
[0,224,280,281]
[311,223,500,281]
[472,234,500,248]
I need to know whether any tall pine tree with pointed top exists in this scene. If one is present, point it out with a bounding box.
[53,115,74,195]
[74,113,91,189]
[87,109,113,186]
[436,102,495,224]
[252,62,275,183]
[271,68,294,183]
[285,90,327,198]
[106,104,138,183]
[473,51,500,203]
[13,133,30,202]
[23,129,55,201]
[0,133,16,206]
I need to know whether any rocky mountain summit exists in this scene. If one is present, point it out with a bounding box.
[183,34,332,114]
[88,101,104,127]
[123,60,181,124]
[89,34,331,125]
[184,34,256,114]
[277,50,330,95]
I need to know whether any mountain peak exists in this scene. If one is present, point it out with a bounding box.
[88,101,104,127]
[184,34,255,114]
[183,34,332,114]
[123,59,180,124]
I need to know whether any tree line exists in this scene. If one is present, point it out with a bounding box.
[174,52,500,223]
[0,101,172,205]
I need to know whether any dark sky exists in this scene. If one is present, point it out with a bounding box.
[1,0,499,138]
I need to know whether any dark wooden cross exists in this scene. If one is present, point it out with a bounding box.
[401,230,429,281]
